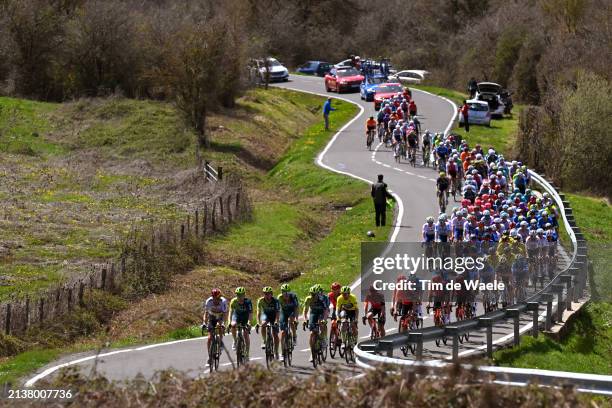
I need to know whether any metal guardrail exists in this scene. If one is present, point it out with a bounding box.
[204,160,222,182]
[355,169,597,390]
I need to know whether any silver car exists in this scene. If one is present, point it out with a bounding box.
[458,100,491,127]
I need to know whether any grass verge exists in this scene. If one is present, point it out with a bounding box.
[493,302,612,374]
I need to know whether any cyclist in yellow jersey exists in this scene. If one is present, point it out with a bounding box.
[336,286,359,337]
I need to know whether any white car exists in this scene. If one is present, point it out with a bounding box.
[257,58,289,82]
[334,58,355,69]
[474,82,505,117]
[388,70,429,84]
[458,100,491,127]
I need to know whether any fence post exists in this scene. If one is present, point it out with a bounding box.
[203,203,208,235]
[235,192,241,219]
[5,303,11,335]
[187,215,191,234]
[552,284,565,323]
[540,293,554,331]
[109,262,116,290]
[506,309,521,346]
[559,275,573,311]
[218,167,223,180]
[527,302,539,338]
[25,297,30,330]
[211,201,217,231]
[39,298,44,323]
[79,282,85,306]
[227,195,232,223]
[447,326,459,361]
[195,210,199,236]
[219,196,224,226]
[67,287,73,311]
[479,317,494,358]
[101,268,107,290]
[180,224,185,240]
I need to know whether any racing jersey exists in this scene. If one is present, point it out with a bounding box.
[304,293,328,314]
[204,296,228,317]
[364,291,385,311]
[328,291,339,309]
[257,296,280,315]
[422,223,435,242]
[436,221,451,241]
[366,119,377,129]
[277,292,299,311]
[229,297,253,315]
[336,293,358,312]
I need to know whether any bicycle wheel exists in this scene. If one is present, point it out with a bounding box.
[321,335,328,362]
[236,336,244,368]
[329,331,338,359]
[265,336,273,369]
[209,339,217,373]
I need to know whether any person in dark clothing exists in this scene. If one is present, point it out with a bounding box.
[371,174,395,227]
[460,100,470,132]
[468,77,478,98]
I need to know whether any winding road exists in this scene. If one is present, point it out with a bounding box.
[25,75,564,386]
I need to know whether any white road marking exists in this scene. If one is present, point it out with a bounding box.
[393,167,402,171]
[383,164,391,168]
[405,171,414,175]
[418,175,427,179]
[300,348,310,352]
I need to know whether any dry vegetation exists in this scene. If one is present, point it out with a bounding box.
[8,364,604,408]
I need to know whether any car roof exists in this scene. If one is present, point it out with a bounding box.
[379,82,402,86]
[398,70,429,75]
[477,82,501,87]
[466,99,489,105]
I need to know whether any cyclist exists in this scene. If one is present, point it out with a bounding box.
[436,172,450,211]
[411,115,421,137]
[422,216,436,243]
[427,270,446,323]
[303,284,329,361]
[363,284,386,338]
[203,288,229,365]
[390,275,415,333]
[257,286,281,360]
[228,287,253,358]
[278,283,299,346]
[366,116,377,145]
[407,130,418,161]
[408,99,417,117]
[436,213,451,242]
[328,282,342,347]
[336,286,359,339]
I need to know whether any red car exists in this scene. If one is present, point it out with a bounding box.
[325,67,365,93]
[373,83,405,110]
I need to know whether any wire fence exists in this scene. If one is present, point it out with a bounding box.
[0,177,251,335]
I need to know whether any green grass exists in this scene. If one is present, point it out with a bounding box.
[0,349,61,385]
[565,194,612,244]
[211,96,391,301]
[494,302,612,374]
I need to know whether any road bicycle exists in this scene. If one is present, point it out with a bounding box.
[394,142,406,164]
[422,145,431,167]
[408,145,417,167]
[339,317,357,364]
[483,291,498,313]
[450,175,462,201]
[203,323,225,372]
[256,322,278,369]
[362,314,384,340]
[280,319,297,367]
[427,304,449,347]
[231,323,251,367]
[366,129,375,150]
[395,309,421,356]
[377,123,385,143]
[454,302,471,343]
[329,317,342,359]
[437,190,448,213]
[303,319,328,368]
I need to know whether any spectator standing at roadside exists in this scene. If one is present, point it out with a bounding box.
[460,100,470,132]
[323,97,335,131]
[371,174,395,227]
[468,77,478,98]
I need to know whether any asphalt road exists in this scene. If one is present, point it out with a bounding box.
[25,75,565,386]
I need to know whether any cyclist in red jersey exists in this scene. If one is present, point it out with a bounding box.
[328,282,342,347]
[390,275,415,333]
[363,285,386,338]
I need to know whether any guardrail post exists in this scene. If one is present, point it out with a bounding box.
[506,309,521,346]
[552,284,565,323]
[414,333,424,361]
[527,302,539,338]
[218,167,223,180]
[478,317,494,358]
[540,293,554,331]
[568,267,581,302]
[447,327,459,361]
[559,275,573,311]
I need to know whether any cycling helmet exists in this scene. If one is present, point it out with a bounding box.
[536,228,544,234]
[235,287,246,295]
[341,286,351,294]
[471,169,478,175]
[494,218,502,223]
[520,221,528,227]
[545,223,552,228]
[263,286,273,293]
[280,284,290,293]
[426,216,435,223]
[309,285,318,294]
[331,282,341,291]
[211,288,221,298]
[438,214,447,222]
[439,171,446,177]
[496,171,503,176]
[529,230,536,236]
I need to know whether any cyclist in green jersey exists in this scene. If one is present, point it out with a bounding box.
[257,286,281,360]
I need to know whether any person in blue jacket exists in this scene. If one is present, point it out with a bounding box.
[323,97,335,130]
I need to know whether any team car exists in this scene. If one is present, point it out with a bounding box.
[373,83,404,110]
[324,67,365,93]
[360,74,387,101]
